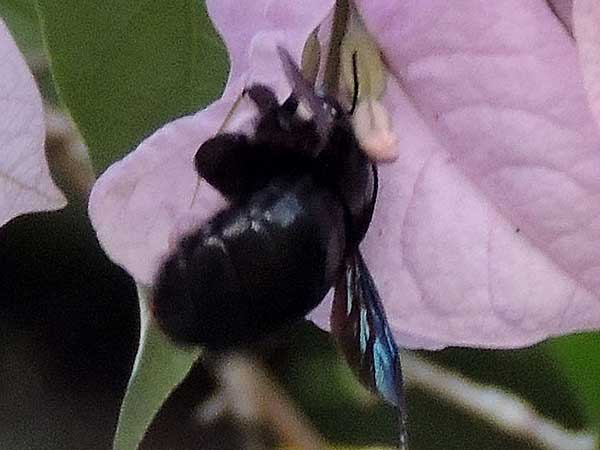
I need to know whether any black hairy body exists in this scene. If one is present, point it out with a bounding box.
[155,173,346,349]
[153,84,373,350]
[152,49,408,448]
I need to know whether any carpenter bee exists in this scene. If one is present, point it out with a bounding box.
[152,47,408,448]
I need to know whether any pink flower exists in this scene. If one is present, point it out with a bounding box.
[0,19,66,226]
[89,0,600,349]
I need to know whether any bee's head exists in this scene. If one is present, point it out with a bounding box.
[273,46,374,245]
[276,46,344,138]
[243,47,353,159]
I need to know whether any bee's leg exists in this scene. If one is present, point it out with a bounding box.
[195,133,261,201]
[196,88,317,201]
[244,84,279,114]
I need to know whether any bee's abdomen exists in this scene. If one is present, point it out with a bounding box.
[152,175,346,350]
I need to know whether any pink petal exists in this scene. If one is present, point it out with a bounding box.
[315,0,600,348]
[0,20,66,227]
[89,0,334,284]
[549,0,573,35]
[574,0,600,129]
[208,0,334,84]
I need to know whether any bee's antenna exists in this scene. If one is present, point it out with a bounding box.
[277,46,331,136]
[350,51,359,115]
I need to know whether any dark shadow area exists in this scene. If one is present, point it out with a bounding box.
[0,202,587,450]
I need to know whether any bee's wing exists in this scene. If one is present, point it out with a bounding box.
[332,251,409,449]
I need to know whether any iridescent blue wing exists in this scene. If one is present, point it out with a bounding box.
[332,251,409,449]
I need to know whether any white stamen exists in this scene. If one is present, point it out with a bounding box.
[352,99,398,162]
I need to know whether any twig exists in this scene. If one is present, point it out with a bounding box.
[198,353,328,450]
[402,352,597,450]
[45,105,96,197]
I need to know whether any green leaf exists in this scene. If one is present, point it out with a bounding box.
[36,0,228,171]
[114,285,201,450]
[546,332,600,433]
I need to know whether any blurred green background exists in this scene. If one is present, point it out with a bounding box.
[0,1,598,449]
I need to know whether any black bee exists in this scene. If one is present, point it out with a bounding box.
[152,47,408,448]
